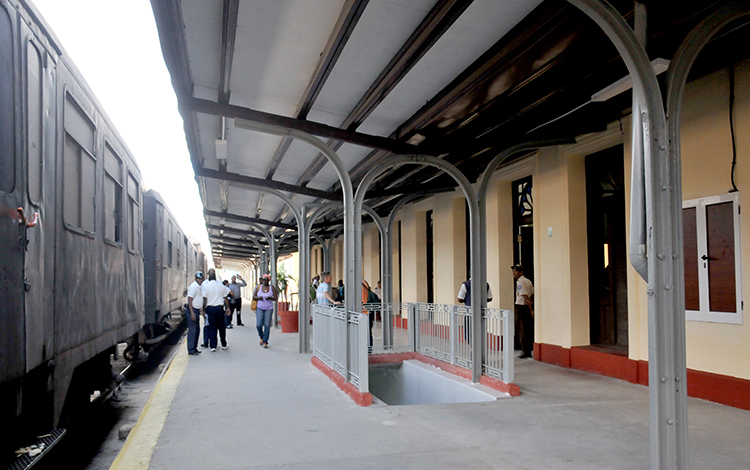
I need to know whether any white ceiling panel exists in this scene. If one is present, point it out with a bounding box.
[203,178,224,210]
[226,126,285,176]
[357,0,544,137]
[182,0,222,97]
[272,139,321,184]
[306,165,340,191]
[228,0,347,115]
[336,142,374,172]
[196,113,221,170]
[310,0,438,126]
[227,185,262,215]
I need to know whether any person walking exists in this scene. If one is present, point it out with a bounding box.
[222,280,234,329]
[253,274,277,348]
[186,271,205,355]
[202,269,231,352]
[362,280,376,351]
[457,278,493,343]
[512,265,534,358]
[228,275,247,326]
[316,271,341,306]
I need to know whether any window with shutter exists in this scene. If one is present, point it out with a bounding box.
[683,193,743,324]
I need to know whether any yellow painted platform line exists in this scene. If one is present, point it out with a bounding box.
[109,341,189,470]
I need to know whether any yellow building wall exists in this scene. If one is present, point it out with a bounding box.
[362,223,381,288]
[679,62,750,380]
[486,179,514,309]
[338,61,750,382]
[535,147,571,348]
[401,204,428,303]
[433,193,466,304]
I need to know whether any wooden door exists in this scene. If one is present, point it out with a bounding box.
[586,146,628,349]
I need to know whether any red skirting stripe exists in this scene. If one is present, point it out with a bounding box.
[570,347,638,384]
[687,368,750,411]
[311,356,373,406]
[536,342,570,368]
[535,342,750,411]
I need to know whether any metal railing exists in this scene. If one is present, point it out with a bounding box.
[312,304,369,393]
[366,302,413,354]
[368,302,514,385]
[414,303,473,370]
[483,308,514,384]
[313,302,514,389]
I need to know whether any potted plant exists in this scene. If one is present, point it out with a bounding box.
[277,266,299,333]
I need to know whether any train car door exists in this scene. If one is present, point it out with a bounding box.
[0,2,26,383]
[23,29,58,372]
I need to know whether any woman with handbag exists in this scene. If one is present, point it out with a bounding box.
[253,274,277,348]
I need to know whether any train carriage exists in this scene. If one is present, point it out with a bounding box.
[0,0,159,457]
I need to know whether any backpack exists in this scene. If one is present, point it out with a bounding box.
[367,289,380,304]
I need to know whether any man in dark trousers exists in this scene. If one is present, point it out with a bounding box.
[186,271,205,355]
[512,265,534,358]
[227,274,247,326]
[202,269,231,352]
[457,278,493,343]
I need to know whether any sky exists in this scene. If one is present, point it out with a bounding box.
[32,0,212,266]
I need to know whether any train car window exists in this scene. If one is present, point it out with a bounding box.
[127,173,139,251]
[103,144,123,243]
[27,41,43,204]
[0,8,15,194]
[168,220,173,266]
[63,94,96,233]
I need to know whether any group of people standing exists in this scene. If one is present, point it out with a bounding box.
[185,269,278,355]
[456,265,534,359]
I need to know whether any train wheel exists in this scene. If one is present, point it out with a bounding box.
[123,335,140,362]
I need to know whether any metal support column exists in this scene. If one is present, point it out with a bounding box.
[564,1,750,468]
[385,194,424,347]
[354,155,483,382]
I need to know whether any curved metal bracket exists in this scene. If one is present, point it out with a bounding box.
[354,155,483,382]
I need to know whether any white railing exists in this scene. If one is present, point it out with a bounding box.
[368,302,514,385]
[414,303,473,370]
[312,304,369,393]
[483,308,514,384]
[314,302,514,390]
[366,302,413,353]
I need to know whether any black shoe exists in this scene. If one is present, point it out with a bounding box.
[519,353,532,359]
[188,351,200,356]
[227,325,233,329]
[237,323,244,326]
[200,344,208,348]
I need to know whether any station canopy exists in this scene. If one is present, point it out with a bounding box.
[151,0,746,264]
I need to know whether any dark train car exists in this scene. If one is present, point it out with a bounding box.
[136,189,195,353]
[0,0,144,455]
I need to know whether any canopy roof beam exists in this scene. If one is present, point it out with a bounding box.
[204,210,296,230]
[198,168,340,201]
[187,98,424,156]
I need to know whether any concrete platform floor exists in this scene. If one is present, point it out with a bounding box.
[126,317,750,470]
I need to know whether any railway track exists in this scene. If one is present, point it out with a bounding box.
[6,314,187,470]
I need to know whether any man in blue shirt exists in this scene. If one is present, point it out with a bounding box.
[316,271,341,306]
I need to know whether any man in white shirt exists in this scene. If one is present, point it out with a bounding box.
[372,280,382,303]
[512,265,534,358]
[201,269,231,352]
[186,271,205,356]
